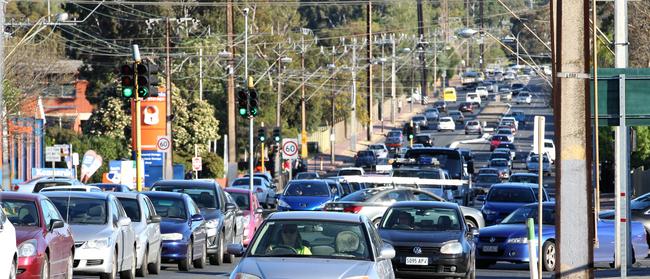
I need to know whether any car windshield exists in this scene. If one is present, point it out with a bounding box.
[497,129,512,135]
[0,200,40,227]
[248,220,371,260]
[148,197,187,220]
[369,145,384,150]
[477,175,500,184]
[440,118,452,122]
[381,207,462,231]
[492,136,508,141]
[487,188,537,203]
[49,197,107,225]
[41,188,89,192]
[529,155,549,163]
[412,116,425,121]
[233,178,262,186]
[510,175,538,184]
[228,192,251,210]
[295,172,319,179]
[357,151,375,157]
[339,169,362,176]
[387,131,401,137]
[501,205,555,225]
[151,186,218,209]
[467,121,479,126]
[490,160,508,167]
[404,149,463,179]
[117,198,141,221]
[35,181,73,192]
[284,182,330,197]
[450,112,461,116]
[92,184,128,192]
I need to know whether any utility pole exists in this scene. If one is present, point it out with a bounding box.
[366,1,373,141]
[416,0,427,104]
[555,0,594,278]
[275,56,283,181]
[351,39,358,152]
[164,18,173,179]
[330,47,336,165]
[199,47,203,101]
[390,35,396,124]
[0,1,8,190]
[300,34,307,158]
[479,0,485,73]
[380,35,385,133]
[226,0,237,177]
[433,34,438,98]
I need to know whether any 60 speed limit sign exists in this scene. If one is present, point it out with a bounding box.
[281,138,299,159]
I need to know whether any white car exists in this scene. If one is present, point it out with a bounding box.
[12,176,73,192]
[113,193,163,276]
[500,117,519,130]
[496,128,515,142]
[230,178,276,208]
[337,167,365,176]
[515,92,532,104]
[466,93,481,105]
[39,185,102,192]
[533,139,556,164]
[0,205,17,279]
[475,86,489,99]
[437,117,456,132]
[368,144,389,159]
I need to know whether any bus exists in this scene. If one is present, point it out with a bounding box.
[443,87,457,102]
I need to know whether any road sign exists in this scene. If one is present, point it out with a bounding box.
[282,138,299,160]
[46,147,61,162]
[72,153,80,166]
[192,157,202,171]
[156,136,171,152]
[54,144,70,156]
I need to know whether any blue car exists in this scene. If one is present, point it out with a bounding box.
[476,202,649,271]
[89,183,132,192]
[276,180,339,211]
[479,183,549,225]
[143,191,208,271]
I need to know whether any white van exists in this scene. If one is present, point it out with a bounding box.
[466,93,481,105]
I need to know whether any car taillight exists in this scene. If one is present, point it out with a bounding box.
[343,206,363,213]
[256,188,264,193]
[13,185,19,191]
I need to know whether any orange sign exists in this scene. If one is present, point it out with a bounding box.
[131,96,167,150]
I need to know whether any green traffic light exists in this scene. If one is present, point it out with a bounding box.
[260,136,265,141]
[250,108,258,116]
[409,134,414,139]
[239,108,248,116]
[138,86,149,98]
[274,136,280,142]
[123,87,134,97]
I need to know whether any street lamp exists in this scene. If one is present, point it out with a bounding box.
[327,62,337,164]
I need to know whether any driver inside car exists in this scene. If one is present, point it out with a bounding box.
[268,224,312,255]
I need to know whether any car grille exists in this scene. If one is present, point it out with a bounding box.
[395,246,440,255]
[74,242,84,248]
[87,260,104,266]
[478,236,507,243]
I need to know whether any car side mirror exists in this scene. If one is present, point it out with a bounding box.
[226,202,237,211]
[378,243,396,260]
[469,227,479,238]
[191,214,204,222]
[150,215,162,224]
[227,243,246,257]
[255,208,264,214]
[476,195,486,202]
[50,219,65,231]
[118,217,131,227]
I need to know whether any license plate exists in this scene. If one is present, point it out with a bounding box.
[405,257,428,265]
[482,245,498,252]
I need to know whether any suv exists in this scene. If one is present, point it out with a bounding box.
[151,180,241,265]
[354,151,378,169]
[413,134,434,147]
[475,86,489,99]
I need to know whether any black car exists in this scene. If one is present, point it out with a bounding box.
[151,180,240,265]
[434,101,447,112]
[403,122,421,135]
[294,172,320,179]
[457,148,475,175]
[379,201,476,278]
[354,150,378,169]
[459,102,474,113]
[413,134,434,147]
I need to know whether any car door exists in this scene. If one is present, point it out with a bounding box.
[224,192,244,241]
[108,198,125,268]
[218,189,235,243]
[41,199,68,275]
[116,199,136,269]
[39,200,60,273]
[142,196,161,260]
[188,199,205,259]
[366,220,394,279]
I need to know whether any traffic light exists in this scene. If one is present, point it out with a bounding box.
[120,64,135,98]
[136,63,150,98]
[237,88,249,117]
[249,87,259,117]
[272,127,281,143]
[147,61,160,97]
[257,127,267,142]
[407,123,415,140]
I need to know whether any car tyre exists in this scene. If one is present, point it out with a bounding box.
[100,250,118,279]
[223,233,235,263]
[193,242,206,268]
[147,246,161,275]
[209,235,224,265]
[178,243,192,271]
[65,252,74,279]
[120,246,137,279]
[136,247,148,277]
[41,253,50,279]
[542,240,556,271]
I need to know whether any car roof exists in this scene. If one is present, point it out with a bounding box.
[142,191,188,199]
[391,201,459,210]
[41,191,112,199]
[287,179,328,185]
[0,192,45,201]
[267,211,364,223]
[491,182,540,189]
[511,173,538,177]
[153,179,219,188]
[111,192,143,199]
[224,187,252,194]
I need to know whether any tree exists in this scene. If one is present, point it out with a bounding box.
[83,96,131,140]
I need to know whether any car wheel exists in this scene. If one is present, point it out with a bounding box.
[9,258,16,279]
[465,218,478,230]
[120,246,136,279]
[147,246,161,275]
[542,240,557,271]
[209,235,224,265]
[136,247,148,277]
[476,260,494,269]
[40,253,49,279]
[193,242,206,268]
[178,243,192,271]
[100,250,118,279]
[65,252,74,279]
[224,232,235,263]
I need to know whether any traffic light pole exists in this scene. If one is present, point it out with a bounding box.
[134,61,143,192]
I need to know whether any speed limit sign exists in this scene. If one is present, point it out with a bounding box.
[281,138,299,160]
[156,136,171,152]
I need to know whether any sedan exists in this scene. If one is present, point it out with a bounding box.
[434,100,447,112]
[448,111,465,125]
[385,137,402,152]
[437,117,456,132]
[496,128,515,142]
[369,144,389,159]
[0,206,17,279]
[459,102,474,113]
[379,202,476,278]
[413,134,433,147]
[0,193,75,279]
[112,192,163,276]
[44,192,137,279]
[478,183,549,225]
[226,211,397,279]
[143,191,208,271]
[489,158,512,180]
[526,153,552,175]
[411,115,428,130]
[474,173,501,195]
[600,191,650,247]
[224,188,265,247]
[465,120,483,135]
[354,150,378,169]
[424,108,440,121]
[515,92,532,104]
[276,180,338,211]
[490,135,511,151]
[230,177,276,208]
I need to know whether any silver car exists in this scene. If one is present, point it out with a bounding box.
[464,120,483,135]
[323,187,485,230]
[113,192,163,276]
[227,211,396,279]
[44,192,137,279]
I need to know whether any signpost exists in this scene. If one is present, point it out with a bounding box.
[282,138,299,180]
[192,157,202,179]
[45,146,61,169]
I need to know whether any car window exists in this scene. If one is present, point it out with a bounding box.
[229,192,251,210]
[141,197,151,220]
[339,169,362,176]
[188,199,200,216]
[148,197,187,219]
[377,190,409,202]
[40,200,55,227]
[412,191,442,201]
[151,185,219,209]
[143,197,157,217]
[381,207,462,231]
[109,199,120,224]
[117,197,141,222]
[284,181,330,197]
[49,197,108,225]
[1,200,40,227]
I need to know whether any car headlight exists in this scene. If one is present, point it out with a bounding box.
[482,209,498,215]
[440,241,463,254]
[83,238,110,249]
[507,237,528,244]
[161,233,184,241]
[232,273,261,279]
[277,199,290,208]
[18,239,37,257]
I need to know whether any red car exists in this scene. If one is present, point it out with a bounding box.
[490,135,511,151]
[459,102,474,113]
[224,188,264,246]
[0,192,74,279]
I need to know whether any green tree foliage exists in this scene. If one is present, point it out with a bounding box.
[84,96,131,140]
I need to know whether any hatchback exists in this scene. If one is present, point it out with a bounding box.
[277,180,338,211]
[224,188,264,247]
[437,117,456,132]
[464,120,482,135]
[478,183,549,225]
